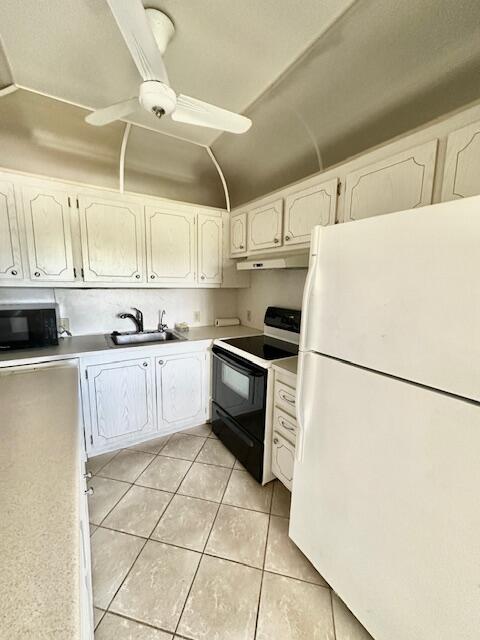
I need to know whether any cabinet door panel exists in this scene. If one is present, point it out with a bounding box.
[342,140,438,222]
[22,186,75,282]
[441,120,480,201]
[156,353,206,431]
[0,179,23,281]
[248,198,283,251]
[198,214,222,284]
[79,194,145,282]
[146,207,196,284]
[230,211,247,255]
[87,358,156,448]
[284,178,337,245]
[271,431,295,490]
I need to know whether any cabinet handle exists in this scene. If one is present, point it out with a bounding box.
[201,275,205,280]
[279,390,295,405]
[158,360,164,365]
[273,238,279,244]
[34,271,41,277]
[285,235,290,241]
[85,487,94,496]
[143,362,148,367]
[135,274,140,279]
[279,417,295,431]
[150,274,155,279]
[10,269,17,276]
[240,245,244,249]
[273,437,279,444]
[83,471,92,479]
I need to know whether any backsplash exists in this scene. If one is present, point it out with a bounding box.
[0,288,238,336]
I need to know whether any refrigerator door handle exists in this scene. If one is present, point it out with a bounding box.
[295,351,308,462]
[299,249,317,352]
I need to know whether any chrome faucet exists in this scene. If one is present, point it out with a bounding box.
[158,309,168,333]
[118,307,144,333]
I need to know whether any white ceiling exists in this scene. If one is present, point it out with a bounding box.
[0,0,355,145]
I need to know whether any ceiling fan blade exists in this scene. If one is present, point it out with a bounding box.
[173,95,252,134]
[85,97,139,126]
[107,0,169,83]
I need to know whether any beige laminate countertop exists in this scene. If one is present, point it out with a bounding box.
[0,325,262,368]
[273,355,298,375]
[0,361,81,639]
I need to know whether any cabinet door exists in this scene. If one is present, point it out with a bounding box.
[342,140,438,222]
[284,178,338,245]
[198,213,222,284]
[146,206,196,284]
[22,185,76,282]
[87,358,156,448]
[156,352,206,432]
[79,194,145,283]
[248,198,283,251]
[441,120,480,201]
[271,431,295,490]
[230,211,247,255]
[0,179,23,281]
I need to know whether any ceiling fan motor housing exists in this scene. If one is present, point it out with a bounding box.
[139,80,176,118]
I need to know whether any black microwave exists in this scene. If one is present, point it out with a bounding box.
[0,304,59,350]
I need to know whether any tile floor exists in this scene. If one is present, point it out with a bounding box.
[88,425,374,640]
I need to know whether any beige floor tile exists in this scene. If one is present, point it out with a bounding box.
[271,480,291,518]
[183,423,212,437]
[222,470,273,513]
[234,459,246,470]
[178,555,262,640]
[90,524,98,536]
[178,462,231,502]
[264,516,326,585]
[160,433,206,461]
[205,504,269,568]
[196,438,235,468]
[135,455,191,492]
[97,450,155,483]
[91,528,144,610]
[87,476,130,525]
[95,612,173,639]
[332,593,374,640]
[152,494,218,552]
[256,572,334,640]
[129,434,171,455]
[86,451,118,476]
[102,485,172,538]
[110,540,200,632]
[94,607,105,630]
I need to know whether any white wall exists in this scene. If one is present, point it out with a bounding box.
[0,288,238,336]
[236,269,307,330]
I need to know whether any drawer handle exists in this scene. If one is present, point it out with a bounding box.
[279,417,295,431]
[279,390,295,405]
[273,437,279,444]
[83,471,92,479]
[85,487,94,496]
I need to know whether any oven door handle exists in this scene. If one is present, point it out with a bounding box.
[213,351,264,378]
[215,406,255,448]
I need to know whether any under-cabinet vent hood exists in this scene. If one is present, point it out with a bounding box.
[236,252,309,270]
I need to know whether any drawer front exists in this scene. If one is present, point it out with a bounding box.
[273,406,297,441]
[275,379,297,416]
[271,431,295,490]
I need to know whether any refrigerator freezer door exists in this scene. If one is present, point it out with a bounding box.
[290,351,480,640]
[301,195,480,401]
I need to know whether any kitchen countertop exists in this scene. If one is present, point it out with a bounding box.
[0,325,262,368]
[0,361,81,639]
[273,355,298,375]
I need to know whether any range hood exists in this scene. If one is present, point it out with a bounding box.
[236,252,309,270]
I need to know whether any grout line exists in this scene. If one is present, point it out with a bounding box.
[330,589,338,640]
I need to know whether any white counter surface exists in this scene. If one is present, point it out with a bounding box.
[0,325,261,368]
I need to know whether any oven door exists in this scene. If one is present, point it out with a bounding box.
[212,346,267,442]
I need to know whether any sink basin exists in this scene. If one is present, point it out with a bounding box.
[109,329,185,346]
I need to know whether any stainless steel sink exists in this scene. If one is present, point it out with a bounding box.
[109,329,185,346]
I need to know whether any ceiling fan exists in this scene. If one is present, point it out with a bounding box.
[85,0,251,134]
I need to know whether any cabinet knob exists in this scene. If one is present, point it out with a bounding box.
[10,269,17,276]
[34,271,41,277]
[85,487,94,496]
[273,437,279,444]
[158,360,164,365]
[150,274,155,279]
[143,361,148,367]
[201,275,205,280]
[273,238,279,244]
[240,245,244,249]
[285,235,290,241]
[135,274,140,279]
[83,471,92,479]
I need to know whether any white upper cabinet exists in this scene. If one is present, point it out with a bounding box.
[441,120,480,201]
[284,177,338,245]
[0,179,23,281]
[146,206,196,284]
[86,357,156,449]
[197,213,222,284]
[21,185,76,282]
[248,198,283,251]
[156,352,206,432]
[79,193,145,283]
[230,211,247,255]
[342,140,438,222]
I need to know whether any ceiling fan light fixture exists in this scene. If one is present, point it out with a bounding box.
[139,80,176,116]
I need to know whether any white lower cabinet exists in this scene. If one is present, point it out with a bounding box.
[85,357,156,450]
[271,431,295,490]
[156,352,207,432]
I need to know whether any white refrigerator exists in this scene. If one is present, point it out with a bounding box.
[290,196,480,640]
